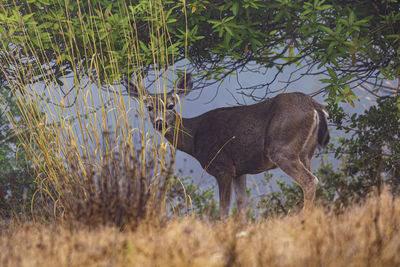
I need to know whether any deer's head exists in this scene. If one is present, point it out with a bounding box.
[125,73,193,132]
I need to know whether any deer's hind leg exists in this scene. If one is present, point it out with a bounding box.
[271,153,318,210]
[269,111,320,210]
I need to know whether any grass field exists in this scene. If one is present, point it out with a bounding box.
[1,190,399,267]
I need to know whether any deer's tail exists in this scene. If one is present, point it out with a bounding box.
[316,108,330,147]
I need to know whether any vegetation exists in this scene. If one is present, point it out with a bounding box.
[0,0,181,226]
[1,1,399,100]
[1,191,400,266]
[0,0,399,265]
[0,81,36,218]
[168,175,219,219]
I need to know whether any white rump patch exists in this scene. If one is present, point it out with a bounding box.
[302,110,319,150]
[322,109,329,118]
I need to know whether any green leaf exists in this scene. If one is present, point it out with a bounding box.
[327,67,338,81]
[349,11,355,25]
[319,78,332,83]
[339,74,357,84]
[318,25,333,35]
[139,41,148,53]
[224,25,234,37]
[232,2,239,16]
[334,96,345,104]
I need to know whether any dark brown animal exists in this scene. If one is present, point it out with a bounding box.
[125,73,329,219]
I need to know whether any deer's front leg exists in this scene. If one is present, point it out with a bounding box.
[233,175,247,220]
[216,175,233,220]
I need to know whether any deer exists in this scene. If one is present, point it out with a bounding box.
[124,73,329,220]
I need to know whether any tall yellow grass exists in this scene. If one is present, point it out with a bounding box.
[0,0,190,221]
[1,190,399,266]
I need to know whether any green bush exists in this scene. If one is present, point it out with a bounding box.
[0,84,36,218]
[168,175,219,219]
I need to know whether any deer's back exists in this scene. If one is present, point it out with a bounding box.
[188,92,323,176]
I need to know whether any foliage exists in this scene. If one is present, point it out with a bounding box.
[1,0,399,103]
[167,175,219,219]
[335,96,400,196]
[0,83,35,218]
[255,175,303,216]
[257,96,400,215]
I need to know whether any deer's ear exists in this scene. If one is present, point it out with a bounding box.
[176,73,193,95]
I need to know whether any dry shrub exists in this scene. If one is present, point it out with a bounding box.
[58,131,173,230]
[1,189,399,267]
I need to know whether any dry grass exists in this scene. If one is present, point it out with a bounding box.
[1,190,399,267]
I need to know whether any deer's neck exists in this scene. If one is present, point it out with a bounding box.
[164,113,195,155]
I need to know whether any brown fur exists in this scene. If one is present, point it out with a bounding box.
[126,75,330,219]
